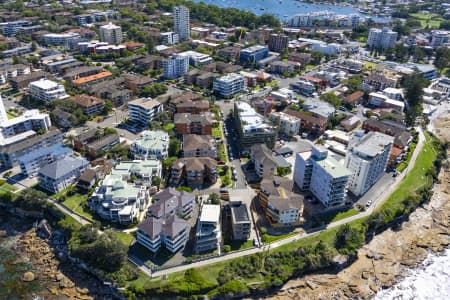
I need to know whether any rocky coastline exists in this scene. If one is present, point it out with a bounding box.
[269,166,450,300]
[0,212,115,300]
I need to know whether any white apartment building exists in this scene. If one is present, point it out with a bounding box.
[195,204,221,253]
[294,146,352,208]
[213,73,247,98]
[99,22,122,45]
[431,30,449,47]
[0,64,30,84]
[29,79,69,103]
[162,55,189,79]
[128,98,163,126]
[173,6,190,41]
[43,32,81,45]
[270,111,301,136]
[367,27,398,49]
[160,31,179,45]
[177,51,212,67]
[0,110,51,139]
[131,130,169,160]
[345,131,394,196]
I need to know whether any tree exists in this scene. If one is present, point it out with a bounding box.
[168,137,180,157]
[69,226,127,273]
[208,193,220,205]
[343,74,363,94]
[310,50,324,65]
[276,166,291,177]
[15,188,48,211]
[320,92,342,108]
[434,47,450,72]
[152,176,162,188]
[335,224,365,256]
[402,72,428,126]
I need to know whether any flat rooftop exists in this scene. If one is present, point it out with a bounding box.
[199,204,220,223]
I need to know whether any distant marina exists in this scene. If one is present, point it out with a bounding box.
[191,0,390,23]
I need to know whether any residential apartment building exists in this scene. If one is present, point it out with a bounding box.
[177,51,212,67]
[128,98,163,126]
[270,111,301,136]
[258,177,304,226]
[367,27,398,49]
[0,64,30,84]
[182,134,216,158]
[43,32,81,46]
[173,6,190,41]
[195,204,221,253]
[234,101,276,150]
[86,133,120,157]
[174,113,213,135]
[250,144,278,178]
[137,215,189,253]
[431,30,449,47]
[147,188,195,219]
[160,31,179,45]
[294,146,351,208]
[89,172,147,224]
[0,128,63,168]
[29,79,69,103]
[10,71,48,90]
[72,94,105,115]
[19,144,72,178]
[284,109,327,135]
[99,22,122,44]
[170,157,217,187]
[213,73,247,98]
[0,108,51,140]
[162,55,189,79]
[111,160,161,187]
[268,34,289,52]
[38,156,89,193]
[270,61,295,75]
[131,130,169,160]
[176,99,210,114]
[239,45,269,65]
[228,201,251,240]
[345,131,394,196]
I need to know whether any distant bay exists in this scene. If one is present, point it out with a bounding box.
[191,0,390,23]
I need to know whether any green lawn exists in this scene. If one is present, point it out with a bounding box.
[218,166,232,187]
[217,143,228,162]
[6,112,16,119]
[318,208,359,224]
[126,132,439,293]
[364,61,377,71]
[410,13,443,28]
[262,231,297,244]
[60,191,95,221]
[379,133,436,213]
[396,140,418,172]
[0,182,17,195]
[113,231,135,246]
[305,64,315,71]
[212,123,223,139]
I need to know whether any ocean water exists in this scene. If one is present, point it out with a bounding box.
[191,0,390,22]
[375,248,450,300]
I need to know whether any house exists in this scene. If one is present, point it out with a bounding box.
[195,204,221,253]
[131,130,169,160]
[77,168,97,190]
[174,113,213,135]
[72,94,105,115]
[38,156,89,193]
[170,157,217,187]
[341,115,361,131]
[258,177,304,226]
[182,134,216,158]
